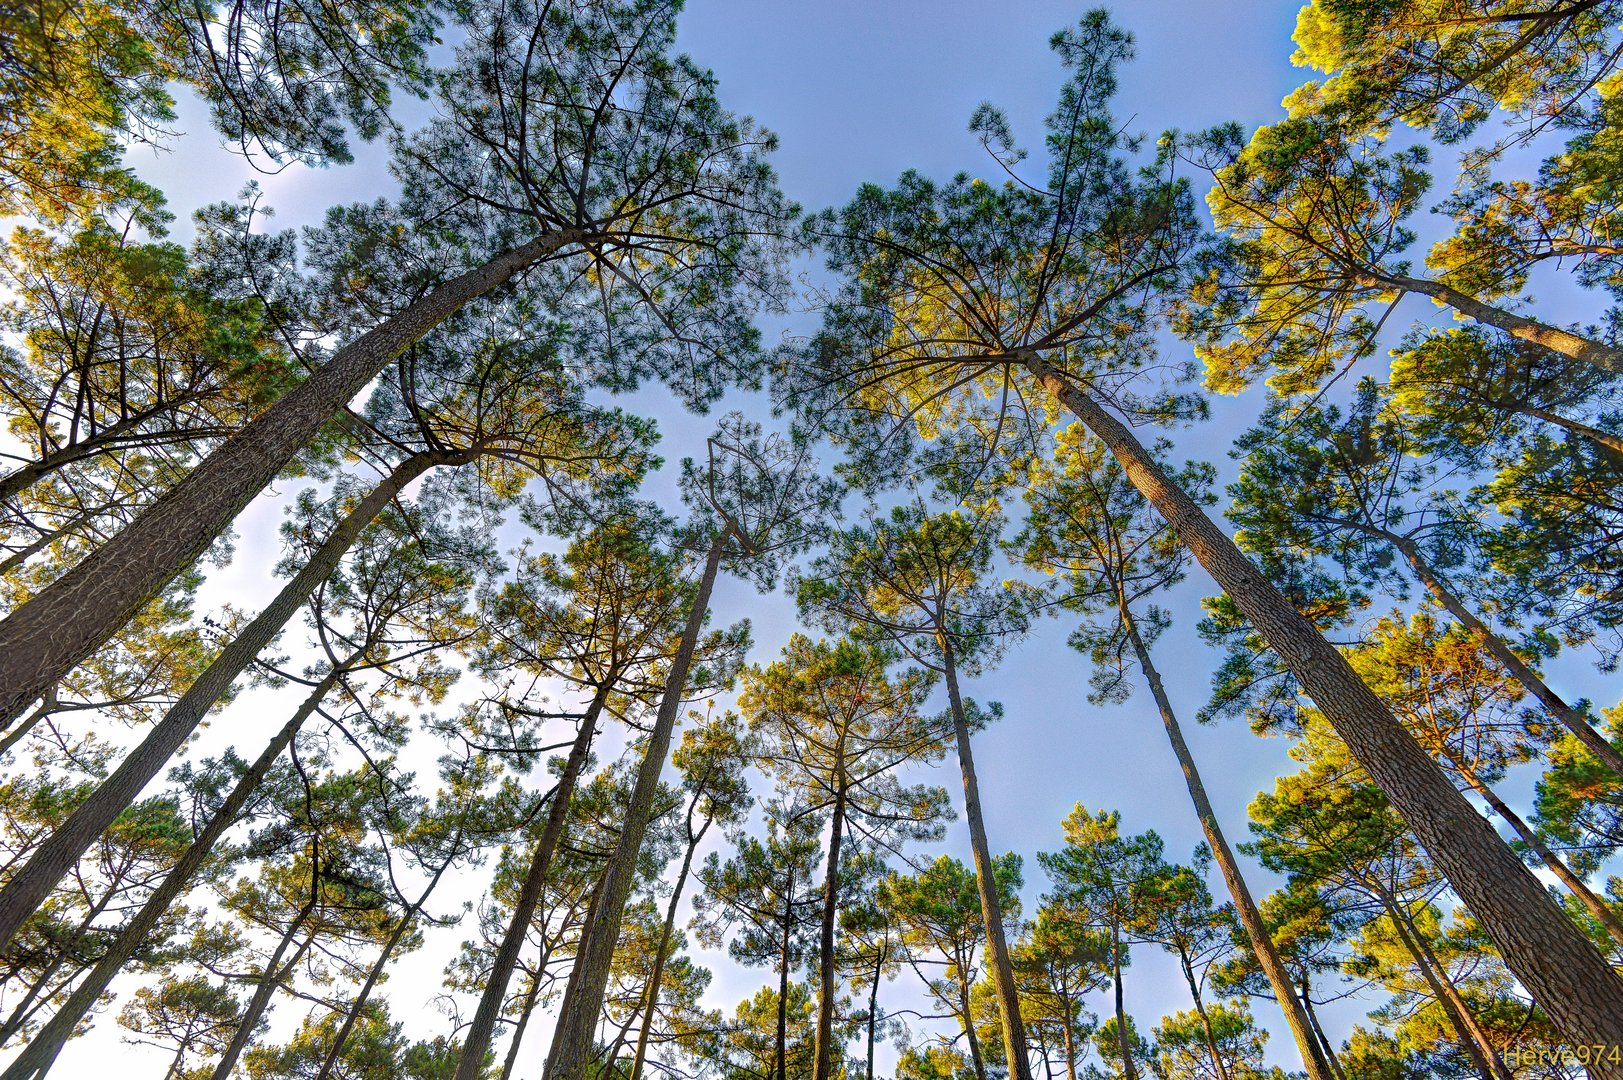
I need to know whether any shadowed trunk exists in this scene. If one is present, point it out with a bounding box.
[1120,601,1337,1080]
[0,228,584,726]
[1383,894,1513,1080]
[812,783,847,1080]
[1027,352,1623,1068]
[1109,924,1135,1080]
[0,664,349,1080]
[452,687,608,1080]
[0,449,460,953]
[208,901,318,1080]
[628,810,711,1080]
[941,641,1034,1080]
[544,532,728,1080]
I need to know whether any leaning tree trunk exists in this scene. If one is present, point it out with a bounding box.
[542,532,728,1080]
[1120,603,1337,1080]
[941,641,1034,1080]
[1385,528,1623,779]
[1026,352,1623,1069]
[1109,925,1136,1080]
[208,912,318,1080]
[0,665,349,1080]
[452,687,608,1080]
[0,448,463,953]
[628,812,711,1080]
[1379,271,1623,375]
[0,228,584,726]
[812,785,847,1080]
[498,970,546,1080]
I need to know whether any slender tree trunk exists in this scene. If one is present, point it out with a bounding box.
[1386,530,1623,779]
[314,846,460,1080]
[941,642,1034,1080]
[0,450,456,954]
[0,398,217,505]
[776,894,792,1080]
[628,813,710,1080]
[1177,955,1229,1080]
[0,691,55,760]
[1109,926,1136,1080]
[1518,404,1623,454]
[1450,762,1623,950]
[1383,895,1512,1080]
[1027,353,1623,1068]
[0,228,585,726]
[208,906,318,1080]
[812,786,847,1080]
[544,532,728,1080]
[1,665,347,1080]
[452,686,607,1080]
[1120,604,1336,1080]
[961,978,987,1080]
[1061,999,1077,1080]
[1377,271,1623,374]
[498,971,545,1080]
[1301,979,1347,1080]
[864,946,883,1080]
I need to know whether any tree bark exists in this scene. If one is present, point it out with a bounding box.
[452,686,607,1080]
[543,532,727,1080]
[1384,895,1513,1080]
[628,811,710,1080]
[497,971,545,1080]
[812,784,847,1080]
[208,902,318,1080]
[1377,271,1623,374]
[0,666,347,1080]
[1027,353,1623,1069]
[0,449,457,953]
[1120,604,1337,1080]
[0,228,584,726]
[1110,925,1135,1080]
[776,880,793,1080]
[1386,530,1623,779]
[941,642,1034,1080]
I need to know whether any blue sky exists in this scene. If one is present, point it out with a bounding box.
[40,1,1621,1075]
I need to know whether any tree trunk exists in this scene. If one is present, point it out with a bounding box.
[1301,979,1347,1080]
[1177,952,1229,1080]
[941,642,1034,1080]
[208,905,318,1080]
[0,449,456,954]
[1028,353,1623,1069]
[498,971,545,1080]
[1450,762,1623,951]
[543,532,727,1080]
[0,395,218,505]
[865,946,883,1080]
[1380,271,1623,375]
[777,889,792,1080]
[961,977,987,1080]
[1120,604,1336,1080]
[0,664,348,1080]
[1387,529,1623,779]
[1518,404,1623,455]
[315,843,461,1080]
[1110,926,1136,1080]
[1383,895,1513,1080]
[628,812,710,1080]
[452,686,607,1080]
[0,228,584,726]
[812,785,847,1080]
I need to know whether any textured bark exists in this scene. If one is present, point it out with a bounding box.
[1121,606,1336,1080]
[544,533,727,1080]
[941,644,1034,1080]
[0,450,454,953]
[811,784,847,1080]
[1380,272,1623,375]
[0,228,583,726]
[452,687,607,1080]
[1025,352,1623,1072]
[628,811,709,1080]
[0,667,346,1080]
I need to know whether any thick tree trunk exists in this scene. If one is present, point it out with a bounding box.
[1027,353,1623,1068]
[941,643,1034,1080]
[208,905,318,1080]
[0,228,584,726]
[1380,271,1623,375]
[544,533,727,1080]
[812,786,847,1080]
[1120,605,1336,1080]
[1386,529,1623,779]
[628,812,709,1080]
[0,666,347,1080]
[452,687,607,1080]
[0,449,455,953]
